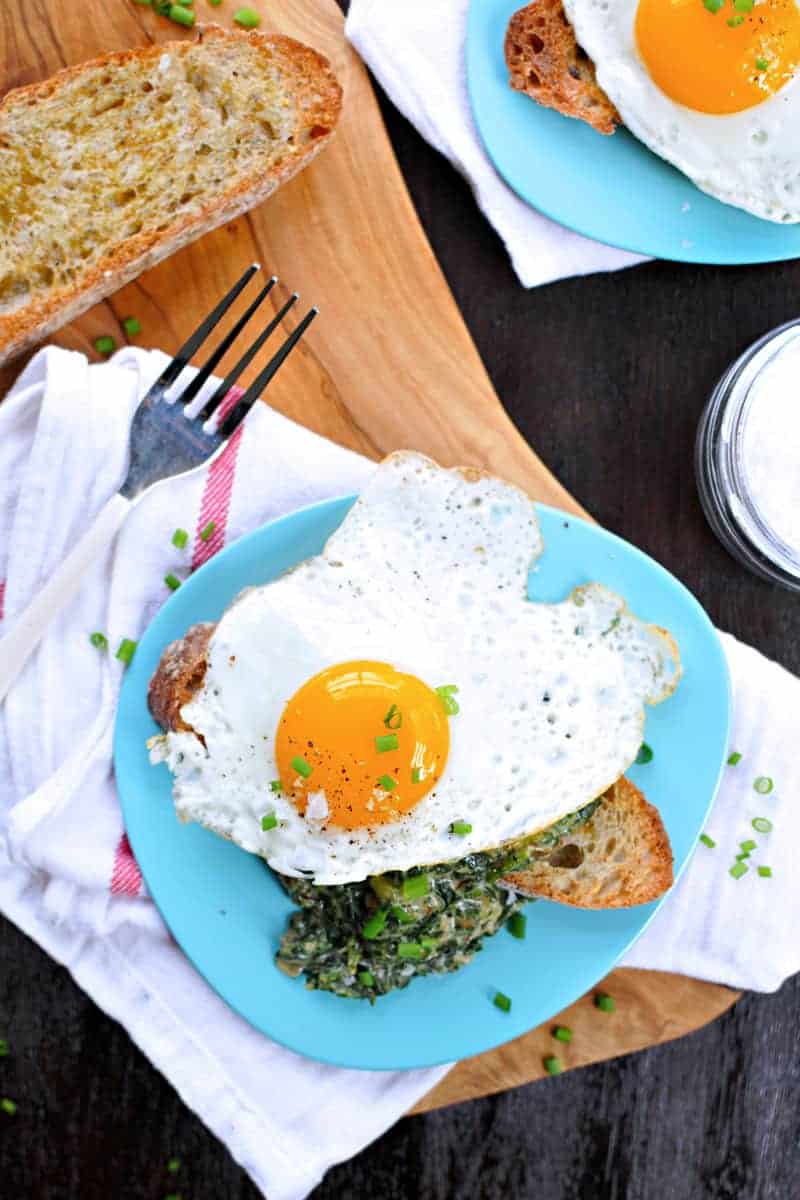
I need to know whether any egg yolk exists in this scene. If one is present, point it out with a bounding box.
[635,0,800,114]
[274,661,451,830]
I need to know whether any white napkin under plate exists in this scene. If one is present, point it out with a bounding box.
[345,0,647,287]
[2,348,797,1199]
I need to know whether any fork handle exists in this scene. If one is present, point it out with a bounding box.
[0,493,131,704]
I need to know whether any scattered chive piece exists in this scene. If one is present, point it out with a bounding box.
[357,970,374,987]
[164,1194,182,1200]
[752,816,773,834]
[176,0,193,5]
[89,631,108,650]
[261,812,277,832]
[167,1159,181,1175]
[1,1098,16,1116]
[94,335,115,356]
[507,912,527,940]
[208,0,223,5]
[164,573,181,592]
[391,905,414,924]
[199,520,216,542]
[450,821,472,836]
[233,6,261,26]
[727,12,745,23]
[493,991,512,1013]
[397,942,424,960]
[269,780,282,794]
[169,3,196,24]
[435,685,460,716]
[411,767,422,784]
[734,0,754,10]
[736,851,751,862]
[594,992,616,1013]
[553,1025,573,1044]
[115,638,137,666]
[171,527,189,550]
[758,865,772,878]
[133,0,153,5]
[291,755,312,779]
[740,839,757,853]
[727,751,742,766]
[754,776,773,795]
[377,774,397,792]
[420,937,438,950]
[699,833,716,848]
[635,743,654,765]
[362,909,388,940]
[543,1055,563,1075]
[730,861,748,879]
[402,873,429,900]
[0,1040,7,1057]
[383,704,402,730]
[703,0,724,12]
[123,317,141,337]
[755,56,768,70]
[375,733,398,754]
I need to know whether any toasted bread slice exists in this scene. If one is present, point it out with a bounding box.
[0,25,341,365]
[503,776,673,907]
[505,0,619,136]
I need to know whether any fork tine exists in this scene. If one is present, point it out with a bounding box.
[151,263,261,393]
[197,293,299,422]
[176,276,277,410]
[218,307,319,438]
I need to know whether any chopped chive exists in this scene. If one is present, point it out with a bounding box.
[703,0,723,11]
[233,6,261,26]
[362,909,388,940]
[172,527,189,550]
[357,970,375,987]
[493,991,512,1013]
[397,942,424,960]
[0,1040,7,1057]
[164,573,181,592]
[89,631,108,650]
[208,0,223,5]
[291,755,312,779]
[757,865,772,878]
[736,851,750,862]
[507,912,527,940]
[727,751,742,766]
[699,833,716,848]
[383,704,402,730]
[115,638,137,666]
[754,776,773,794]
[594,992,616,1013]
[94,335,115,356]
[269,780,282,793]
[411,767,422,784]
[730,861,748,879]
[402,873,429,900]
[450,821,472,836]
[167,1159,181,1175]
[752,816,773,834]
[552,1025,573,1044]
[420,937,438,950]
[543,1055,563,1075]
[1,1098,16,1116]
[740,839,757,853]
[435,684,460,715]
[727,13,744,23]
[635,743,654,765]
[375,733,398,753]
[755,56,768,71]
[169,3,196,24]
[391,905,414,924]
[734,0,754,10]
[261,812,277,832]
[377,774,397,792]
[123,317,141,337]
[164,1194,182,1200]
[199,520,216,542]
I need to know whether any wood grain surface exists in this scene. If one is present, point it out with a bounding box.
[4,2,797,1198]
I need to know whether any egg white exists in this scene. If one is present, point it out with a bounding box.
[152,453,680,885]
[564,0,800,222]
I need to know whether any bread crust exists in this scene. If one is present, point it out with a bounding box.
[505,0,619,136]
[0,25,342,366]
[148,620,216,734]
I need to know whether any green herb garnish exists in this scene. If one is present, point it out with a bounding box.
[703,0,724,13]
[636,743,654,765]
[411,767,422,784]
[172,528,189,550]
[507,912,527,940]
[450,821,472,836]
[435,685,460,716]
[94,335,115,356]
[362,909,388,940]
[383,704,402,730]
[752,816,773,833]
[233,6,261,26]
[594,992,616,1013]
[169,3,196,24]
[754,776,773,795]
[375,733,398,753]
[291,755,312,779]
[167,1159,181,1175]
[89,631,108,650]
[164,573,181,591]
[493,991,512,1013]
[543,1055,563,1075]
[199,520,216,542]
[699,833,716,848]
[261,812,277,832]
[115,638,137,666]
[357,970,374,987]
[757,865,772,878]
[1,1099,16,1116]
[270,780,282,793]
[553,1025,573,1044]
[123,317,141,337]
[397,942,424,960]
[402,873,429,900]
[730,861,748,879]
[377,774,397,792]
[727,751,742,765]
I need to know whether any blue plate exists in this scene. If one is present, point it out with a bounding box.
[467,0,800,265]
[114,497,730,1070]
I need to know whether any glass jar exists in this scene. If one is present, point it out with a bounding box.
[695,318,800,593]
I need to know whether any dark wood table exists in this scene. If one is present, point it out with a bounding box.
[3,57,800,1200]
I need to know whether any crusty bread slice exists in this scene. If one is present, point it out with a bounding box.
[148,625,673,909]
[503,776,674,907]
[0,24,341,365]
[505,0,618,136]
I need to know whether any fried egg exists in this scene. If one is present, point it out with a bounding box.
[152,453,680,885]
[564,0,800,221]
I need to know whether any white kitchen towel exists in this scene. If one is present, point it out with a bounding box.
[1,349,797,1200]
[345,0,647,288]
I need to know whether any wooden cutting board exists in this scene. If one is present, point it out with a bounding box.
[0,0,737,1112]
